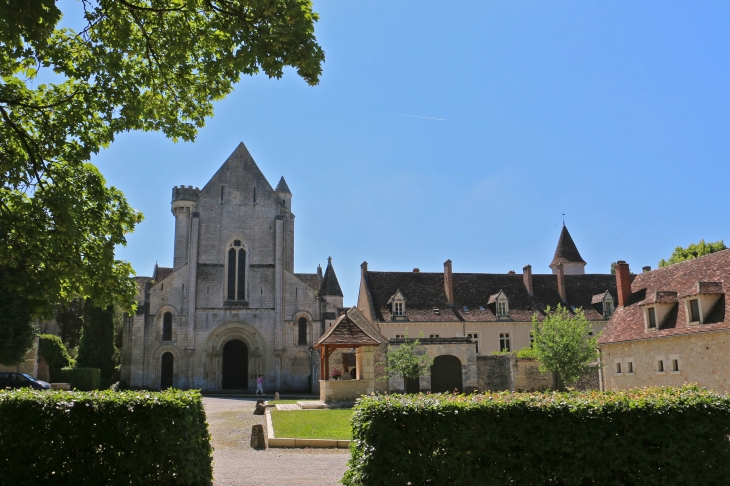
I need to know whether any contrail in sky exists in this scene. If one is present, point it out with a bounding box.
[395,113,447,121]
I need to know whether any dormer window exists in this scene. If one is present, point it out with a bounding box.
[679,281,724,325]
[388,290,407,320]
[688,299,700,322]
[604,300,614,316]
[647,308,657,329]
[591,291,615,318]
[394,302,404,316]
[498,301,507,316]
[639,291,678,331]
[488,290,509,318]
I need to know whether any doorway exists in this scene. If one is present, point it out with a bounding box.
[430,355,462,393]
[222,339,248,389]
[161,352,174,390]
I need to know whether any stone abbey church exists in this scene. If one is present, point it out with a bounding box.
[120,143,343,392]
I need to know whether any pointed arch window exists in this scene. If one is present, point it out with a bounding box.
[227,240,247,301]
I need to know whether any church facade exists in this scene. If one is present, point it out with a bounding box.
[120,143,343,392]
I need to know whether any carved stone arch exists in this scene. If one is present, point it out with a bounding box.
[292,310,314,346]
[155,305,180,343]
[204,321,266,390]
[151,345,183,390]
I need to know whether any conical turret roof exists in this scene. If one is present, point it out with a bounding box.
[320,257,343,297]
[275,176,291,194]
[550,224,586,268]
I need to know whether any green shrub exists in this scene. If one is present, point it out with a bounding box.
[343,386,730,485]
[38,334,74,369]
[0,389,212,485]
[516,346,537,359]
[49,367,100,391]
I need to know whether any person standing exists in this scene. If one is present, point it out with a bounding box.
[256,374,264,396]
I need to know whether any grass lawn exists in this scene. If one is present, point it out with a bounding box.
[267,399,300,405]
[270,409,353,440]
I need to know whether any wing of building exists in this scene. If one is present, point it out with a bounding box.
[120,143,343,392]
[599,250,730,393]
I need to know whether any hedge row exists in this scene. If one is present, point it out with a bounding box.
[343,386,730,485]
[0,389,212,485]
[50,367,100,390]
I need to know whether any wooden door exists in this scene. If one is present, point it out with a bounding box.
[430,355,462,393]
[222,339,248,389]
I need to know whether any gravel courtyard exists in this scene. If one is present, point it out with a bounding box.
[204,397,350,486]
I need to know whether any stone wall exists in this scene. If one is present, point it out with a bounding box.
[320,379,374,403]
[476,355,598,392]
[477,355,513,391]
[514,358,555,392]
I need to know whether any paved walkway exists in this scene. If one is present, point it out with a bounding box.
[275,403,300,410]
[204,397,349,486]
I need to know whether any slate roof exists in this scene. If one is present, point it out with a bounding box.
[275,176,291,194]
[313,308,385,348]
[320,257,343,297]
[364,269,619,323]
[153,264,173,282]
[599,249,730,345]
[550,225,586,268]
[678,281,724,298]
[294,273,319,291]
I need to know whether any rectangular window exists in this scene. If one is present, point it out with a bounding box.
[429,334,440,338]
[499,333,511,352]
[615,362,621,373]
[648,307,657,329]
[627,361,633,373]
[467,333,479,354]
[605,301,613,316]
[497,301,507,316]
[394,302,404,316]
[237,250,246,301]
[227,248,236,300]
[658,360,664,372]
[395,334,405,339]
[672,359,679,372]
[689,299,700,322]
[298,318,308,346]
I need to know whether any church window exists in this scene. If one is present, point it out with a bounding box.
[162,312,173,341]
[298,317,308,345]
[226,242,247,301]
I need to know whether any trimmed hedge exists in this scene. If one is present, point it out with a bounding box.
[343,386,730,485]
[50,367,100,390]
[0,389,212,485]
[38,334,74,369]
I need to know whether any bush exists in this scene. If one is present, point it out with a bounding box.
[49,367,100,391]
[0,389,212,485]
[343,386,730,485]
[38,334,74,369]
[516,346,537,359]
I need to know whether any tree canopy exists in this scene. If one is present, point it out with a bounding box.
[382,333,433,384]
[531,305,600,389]
[0,0,324,363]
[659,240,726,268]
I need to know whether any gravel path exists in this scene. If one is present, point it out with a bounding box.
[205,397,349,486]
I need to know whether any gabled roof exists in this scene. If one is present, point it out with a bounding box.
[637,291,678,306]
[599,249,730,345]
[152,263,173,282]
[320,257,343,297]
[678,281,724,299]
[313,307,385,348]
[550,225,586,268]
[294,273,319,291]
[275,176,291,194]
[591,290,611,304]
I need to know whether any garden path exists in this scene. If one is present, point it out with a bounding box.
[204,396,349,486]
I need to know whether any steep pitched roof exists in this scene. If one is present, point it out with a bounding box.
[599,249,730,345]
[152,264,173,282]
[275,176,291,194]
[294,273,319,291]
[313,307,385,348]
[200,142,275,195]
[550,225,586,268]
[320,257,343,297]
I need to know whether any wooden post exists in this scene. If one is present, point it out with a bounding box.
[324,346,330,381]
[320,345,327,381]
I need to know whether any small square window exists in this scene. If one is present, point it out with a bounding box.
[429,334,440,338]
[395,334,405,339]
[672,359,679,372]
[658,360,664,372]
[627,362,633,373]
[615,362,622,373]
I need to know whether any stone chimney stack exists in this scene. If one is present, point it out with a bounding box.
[360,261,368,278]
[642,266,651,273]
[444,259,454,305]
[523,265,533,296]
[616,261,632,308]
[557,263,566,303]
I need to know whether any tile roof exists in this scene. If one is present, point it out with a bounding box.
[678,281,724,298]
[294,273,319,291]
[320,257,343,297]
[364,269,619,323]
[599,249,730,345]
[313,308,385,348]
[152,264,173,282]
[550,225,586,268]
[275,176,291,194]
[637,291,678,306]
[591,291,609,304]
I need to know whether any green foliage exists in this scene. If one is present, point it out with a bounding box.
[0,389,212,484]
[491,349,513,355]
[38,334,73,369]
[0,0,325,360]
[531,305,599,388]
[515,346,537,359]
[343,386,730,485]
[0,266,36,365]
[50,367,100,391]
[76,301,116,387]
[659,239,726,268]
[382,333,434,381]
[54,298,84,349]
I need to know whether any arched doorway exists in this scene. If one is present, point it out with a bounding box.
[430,355,462,393]
[222,339,248,389]
[161,352,174,390]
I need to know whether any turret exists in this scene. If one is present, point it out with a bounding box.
[171,185,199,271]
[275,176,292,211]
[549,224,586,275]
[320,256,344,311]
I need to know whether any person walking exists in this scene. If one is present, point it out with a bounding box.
[256,374,264,396]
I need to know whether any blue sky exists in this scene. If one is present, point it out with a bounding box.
[70,1,729,305]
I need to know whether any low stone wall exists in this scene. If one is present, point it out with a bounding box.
[320,379,373,403]
[514,359,555,392]
[477,355,514,392]
[476,355,599,392]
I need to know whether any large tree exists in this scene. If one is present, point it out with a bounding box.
[659,239,726,268]
[531,305,600,390]
[76,300,116,387]
[0,0,324,364]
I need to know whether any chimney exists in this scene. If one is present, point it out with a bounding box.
[360,261,368,276]
[557,264,566,303]
[444,259,454,305]
[523,265,533,296]
[413,268,420,273]
[616,261,632,308]
[642,266,651,273]
[507,270,516,275]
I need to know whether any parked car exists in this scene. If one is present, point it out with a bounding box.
[0,372,51,390]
